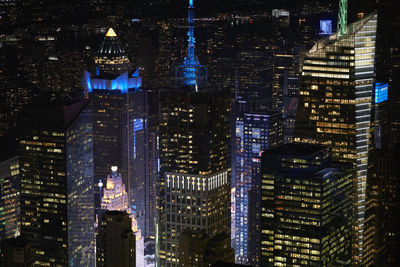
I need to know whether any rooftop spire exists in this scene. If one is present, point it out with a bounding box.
[182,0,200,87]
[186,0,196,65]
[176,0,207,89]
[337,0,347,36]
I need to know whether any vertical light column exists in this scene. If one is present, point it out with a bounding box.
[353,13,377,264]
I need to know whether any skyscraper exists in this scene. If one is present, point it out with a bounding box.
[156,1,232,266]
[156,88,231,266]
[100,166,145,267]
[233,110,283,264]
[19,100,94,266]
[96,210,136,267]
[260,143,353,266]
[0,155,20,241]
[294,12,378,264]
[82,28,150,239]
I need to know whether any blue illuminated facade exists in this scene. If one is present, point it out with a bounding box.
[375,82,388,104]
[234,111,282,265]
[83,69,142,95]
[374,82,390,149]
[176,0,207,89]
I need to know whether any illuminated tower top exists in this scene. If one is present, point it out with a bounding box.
[101,166,129,212]
[185,0,197,68]
[95,28,131,75]
[83,28,142,96]
[337,0,347,36]
[176,0,207,90]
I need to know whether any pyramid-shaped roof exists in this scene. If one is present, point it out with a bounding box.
[97,28,126,57]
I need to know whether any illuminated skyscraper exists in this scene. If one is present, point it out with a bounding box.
[19,100,95,266]
[156,2,231,266]
[100,166,145,267]
[233,110,283,265]
[260,143,353,266]
[83,28,150,239]
[156,88,231,267]
[294,12,378,264]
[0,155,20,241]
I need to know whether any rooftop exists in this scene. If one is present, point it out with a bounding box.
[265,143,328,157]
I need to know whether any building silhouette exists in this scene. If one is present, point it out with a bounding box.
[96,210,136,267]
[260,143,353,266]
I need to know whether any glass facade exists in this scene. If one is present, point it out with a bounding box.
[234,112,283,265]
[294,13,378,264]
[260,144,353,266]
[85,28,149,238]
[19,100,94,266]
[66,106,95,266]
[156,88,231,267]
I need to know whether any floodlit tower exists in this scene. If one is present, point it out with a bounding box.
[337,0,347,36]
[176,0,207,90]
[294,12,378,265]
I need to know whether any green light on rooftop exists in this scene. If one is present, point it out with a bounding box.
[337,0,347,36]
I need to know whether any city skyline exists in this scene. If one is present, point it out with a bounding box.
[0,0,399,266]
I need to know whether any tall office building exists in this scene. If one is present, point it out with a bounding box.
[156,88,231,266]
[294,12,378,264]
[233,110,283,264]
[96,210,136,267]
[0,155,20,241]
[260,143,353,266]
[156,1,231,266]
[19,100,94,266]
[83,28,150,238]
